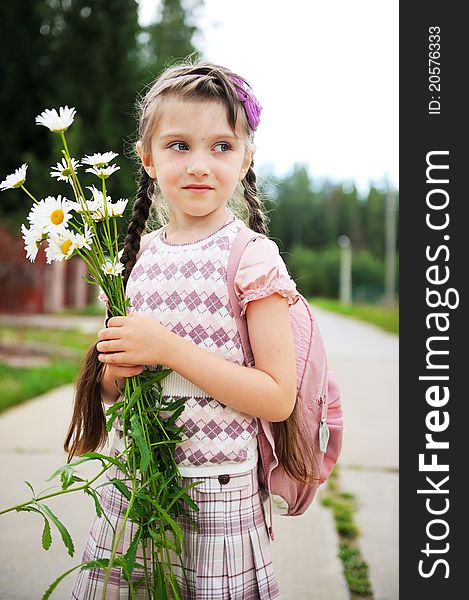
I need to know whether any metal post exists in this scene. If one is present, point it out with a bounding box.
[385,192,397,308]
[337,234,352,304]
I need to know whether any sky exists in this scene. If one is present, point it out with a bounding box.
[138,0,398,195]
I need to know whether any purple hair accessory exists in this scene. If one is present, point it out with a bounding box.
[230,76,262,131]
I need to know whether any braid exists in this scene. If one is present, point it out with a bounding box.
[241,161,269,235]
[121,167,154,290]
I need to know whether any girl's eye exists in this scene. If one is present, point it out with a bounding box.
[213,142,231,153]
[169,142,189,152]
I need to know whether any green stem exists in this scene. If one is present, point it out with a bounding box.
[20,185,38,203]
[0,462,112,516]
[60,132,86,203]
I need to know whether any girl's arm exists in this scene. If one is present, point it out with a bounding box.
[97,293,296,422]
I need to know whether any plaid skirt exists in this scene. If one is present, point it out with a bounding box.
[71,455,280,600]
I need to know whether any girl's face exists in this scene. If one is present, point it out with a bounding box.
[137,98,254,225]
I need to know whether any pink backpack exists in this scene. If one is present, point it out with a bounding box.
[227,225,343,540]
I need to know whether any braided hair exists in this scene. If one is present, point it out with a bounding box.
[121,168,154,289]
[242,161,269,235]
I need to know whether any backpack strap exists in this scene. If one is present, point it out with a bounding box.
[226,225,276,540]
[226,225,264,367]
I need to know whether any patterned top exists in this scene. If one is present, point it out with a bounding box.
[111,214,299,477]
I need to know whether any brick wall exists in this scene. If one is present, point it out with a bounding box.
[0,225,94,314]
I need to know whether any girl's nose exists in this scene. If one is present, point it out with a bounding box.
[186,152,211,177]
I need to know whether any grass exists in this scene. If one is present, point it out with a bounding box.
[0,325,97,352]
[0,325,97,414]
[320,466,374,599]
[0,360,80,413]
[56,303,105,317]
[309,297,399,334]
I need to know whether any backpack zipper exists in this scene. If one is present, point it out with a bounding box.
[318,356,330,453]
[319,413,330,453]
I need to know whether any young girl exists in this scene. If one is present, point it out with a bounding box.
[69,61,301,600]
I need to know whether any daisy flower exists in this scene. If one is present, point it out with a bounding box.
[73,186,127,220]
[87,185,106,204]
[106,198,128,217]
[74,223,94,250]
[81,151,118,167]
[0,163,28,191]
[93,198,129,220]
[68,186,106,217]
[27,195,74,234]
[50,157,81,182]
[35,106,76,133]
[101,259,125,277]
[21,223,45,262]
[67,195,100,214]
[85,164,120,179]
[45,229,80,263]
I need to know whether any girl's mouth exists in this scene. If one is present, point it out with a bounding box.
[183,185,214,193]
[184,185,213,189]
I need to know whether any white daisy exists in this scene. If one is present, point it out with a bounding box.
[87,185,106,204]
[107,198,128,217]
[0,163,28,191]
[50,157,81,182]
[101,258,125,277]
[69,186,105,217]
[35,106,76,132]
[93,197,129,220]
[27,195,74,234]
[21,223,45,262]
[74,223,94,250]
[81,152,118,167]
[85,164,120,179]
[67,194,100,214]
[78,185,127,220]
[45,230,79,263]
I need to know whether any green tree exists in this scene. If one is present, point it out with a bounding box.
[1,0,204,231]
[41,0,144,203]
[362,185,386,259]
[141,0,202,78]
[0,1,54,228]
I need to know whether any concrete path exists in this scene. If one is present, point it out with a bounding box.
[0,309,398,599]
[314,308,399,600]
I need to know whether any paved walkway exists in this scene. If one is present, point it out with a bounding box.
[0,310,398,599]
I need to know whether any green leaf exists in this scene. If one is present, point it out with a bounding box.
[168,481,202,513]
[42,517,52,551]
[148,528,163,546]
[139,368,172,391]
[130,414,151,474]
[81,558,111,570]
[151,504,184,543]
[60,467,77,490]
[16,505,54,552]
[38,504,75,557]
[41,564,83,600]
[24,481,36,496]
[16,505,42,515]
[85,488,103,518]
[125,386,142,411]
[105,400,125,416]
[48,453,106,481]
[122,527,142,581]
[105,401,124,431]
[162,397,188,412]
[108,478,132,501]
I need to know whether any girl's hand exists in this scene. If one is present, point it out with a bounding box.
[96,312,173,367]
[99,362,144,405]
[102,362,145,382]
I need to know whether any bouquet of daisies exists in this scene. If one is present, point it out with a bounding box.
[0,107,197,600]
